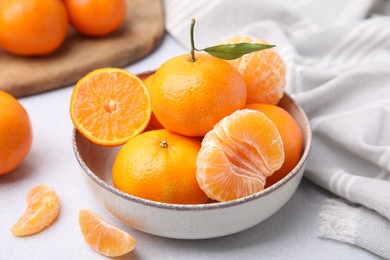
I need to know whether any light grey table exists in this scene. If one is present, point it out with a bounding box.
[0,34,378,260]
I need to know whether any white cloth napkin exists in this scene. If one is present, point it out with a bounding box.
[164,0,390,258]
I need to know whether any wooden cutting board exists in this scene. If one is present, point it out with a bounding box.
[0,0,164,98]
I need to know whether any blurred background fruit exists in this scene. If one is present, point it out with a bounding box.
[0,0,68,56]
[0,91,33,175]
[63,0,126,37]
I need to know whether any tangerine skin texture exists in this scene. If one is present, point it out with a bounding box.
[0,91,33,175]
[143,73,164,131]
[0,0,68,56]
[150,54,247,137]
[246,103,303,187]
[112,129,208,204]
[63,0,126,36]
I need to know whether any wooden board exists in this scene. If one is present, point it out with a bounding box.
[0,0,165,98]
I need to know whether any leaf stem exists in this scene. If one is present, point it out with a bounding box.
[188,18,275,61]
[160,140,168,148]
[190,19,196,62]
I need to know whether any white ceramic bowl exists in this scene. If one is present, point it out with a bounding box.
[72,93,312,239]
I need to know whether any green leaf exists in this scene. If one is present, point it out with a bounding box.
[202,43,275,60]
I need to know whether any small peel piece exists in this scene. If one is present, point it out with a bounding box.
[78,209,136,257]
[11,185,60,236]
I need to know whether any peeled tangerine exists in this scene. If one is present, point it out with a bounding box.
[79,209,136,257]
[196,109,285,201]
[221,35,286,105]
[11,185,60,236]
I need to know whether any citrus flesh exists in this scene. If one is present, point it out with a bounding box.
[79,209,136,257]
[196,109,285,201]
[11,185,60,236]
[70,68,151,146]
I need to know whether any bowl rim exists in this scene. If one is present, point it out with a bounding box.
[72,93,312,211]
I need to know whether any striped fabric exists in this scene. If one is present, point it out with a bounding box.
[164,0,390,258]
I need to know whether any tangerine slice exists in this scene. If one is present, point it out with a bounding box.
[196,109,285,201]
[79,209,136,257]
[11,185,60,236]
[70,68,151,146]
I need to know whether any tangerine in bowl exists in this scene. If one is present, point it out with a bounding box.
[72,92,312,239]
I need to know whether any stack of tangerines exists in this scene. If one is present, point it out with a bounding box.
[70,32,303,206]
[0,0,126,56]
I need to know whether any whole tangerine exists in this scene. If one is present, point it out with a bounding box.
[112,129,208,204]
[0,0,68,56]
[151,53,247,137]
[246,103,303,187]
[63,0,126,37]
[0,91,33,175]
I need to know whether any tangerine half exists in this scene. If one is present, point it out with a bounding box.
[70,68,151,146]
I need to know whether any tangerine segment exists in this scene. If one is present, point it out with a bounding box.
[70,68,151,146]
[196,109,284,201]
[79,209,136,257]
[246,103,303,187]
[221,35,286,105]
[11,185,60,236]
[142,73,164,131]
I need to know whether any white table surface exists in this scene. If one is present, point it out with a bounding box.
[0,34,379,260]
